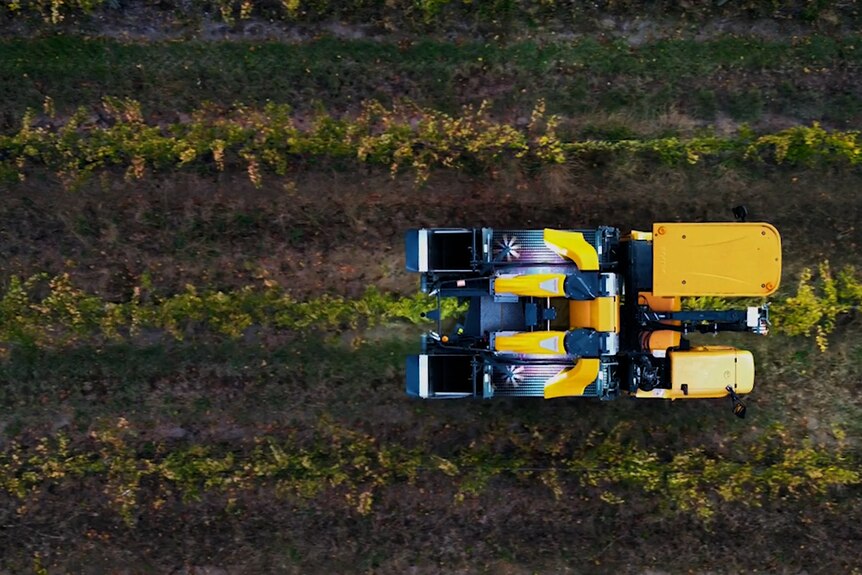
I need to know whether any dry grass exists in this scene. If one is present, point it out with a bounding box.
[563,107,705,140]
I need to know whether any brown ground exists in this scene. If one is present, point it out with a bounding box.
[4,477,860,574]
[4,3,855,45]
[3,163,860,299]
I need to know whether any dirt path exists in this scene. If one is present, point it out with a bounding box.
[3,4,853,45]
[3,166,860,298]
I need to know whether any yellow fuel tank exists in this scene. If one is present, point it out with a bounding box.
[652,223,781,297]
[636,346,754,399]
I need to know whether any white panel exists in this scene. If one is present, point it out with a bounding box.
[746,307,759,328]
[540,336,560,353]
[419,354,429,398]
[604,333,619,356]
[418,230,429,272]
[601,273,619,296]
[539,278,561,294]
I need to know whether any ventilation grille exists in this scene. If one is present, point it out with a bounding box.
[489,229,598,265]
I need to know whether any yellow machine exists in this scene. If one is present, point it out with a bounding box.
[406,216,781,416]
[651,223,781,297]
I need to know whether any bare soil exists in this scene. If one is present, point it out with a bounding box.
[2,477,860,574]
[3,165,860,299]
[2,3,855,45]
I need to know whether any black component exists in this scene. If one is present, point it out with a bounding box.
[450,323,466,339]
[436,275,494,295]
[523,301,556,328]
[620,238,654,353]
[541,307,557,322]
[640,309,752,333]
[463,296,526,336]
[680,383,689,396]
[563,329,605,357]
[421,308,441,321]
[406,354,479,397]
[525,302,538,327]
[599,226,622,271]
[726,385,747,418]
[429,230,476,271]
[626,240,654,294]
[430,355,474,393]
[633,355,661,391]
[732,205,748,222]
[564,273,599,300]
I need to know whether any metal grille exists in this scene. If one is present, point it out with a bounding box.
[489,229,598,265]
[490,363,604,398]
[491,364,561,397]
[581,382,598,396]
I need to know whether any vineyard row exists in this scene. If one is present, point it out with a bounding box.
[0,262,859,350]
[2,99,860,185]
[1,418,857,524]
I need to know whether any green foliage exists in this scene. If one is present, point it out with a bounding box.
[0,420,857,523]
[0,273,105,347]
[772,262,862,351]
[3,265,861,351]
[746,123,862,167]
[0,273,466,348]
[683,295,755,312]
[2,0,103,24]
[4,35,860,127]
[2,99,860,186]
[681,263,862,351]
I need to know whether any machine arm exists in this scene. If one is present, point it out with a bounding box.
[638,305,769,335]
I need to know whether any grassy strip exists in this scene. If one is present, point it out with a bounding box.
[2,35,861,122]
[1,419,857,525]
[0,273,464,348]
[1,264,861,350]
[2,100,860,185]
[3,0,852,27]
